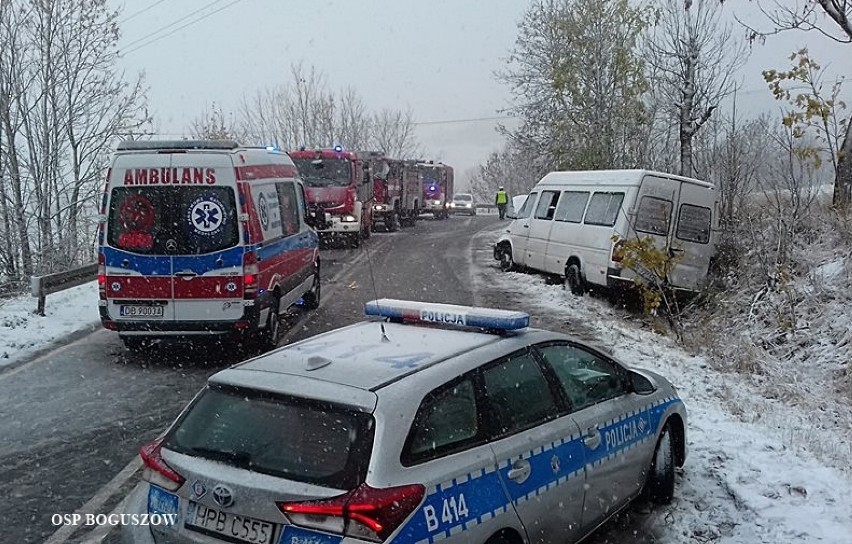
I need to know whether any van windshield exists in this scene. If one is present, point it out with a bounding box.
[292,158,353,188]
[164,385,374,490]
[107,186,239,255]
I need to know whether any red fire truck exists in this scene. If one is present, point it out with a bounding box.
[289,147,381,247]
[417,161,454,219]
[372,159,422,230]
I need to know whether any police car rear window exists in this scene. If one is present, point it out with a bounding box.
[163,385,374,490]
[107,187,238,254]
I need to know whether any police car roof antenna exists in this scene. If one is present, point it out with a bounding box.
[362,237,390,343]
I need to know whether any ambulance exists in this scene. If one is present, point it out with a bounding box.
[97,140,324,352]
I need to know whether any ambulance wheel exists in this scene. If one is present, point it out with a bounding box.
[260,296,282,350]
[302,265,321,310]
[643,422,675,504]
[121,336,149,352]
[565,263,585,296]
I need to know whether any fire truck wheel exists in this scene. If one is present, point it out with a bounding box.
[350,231,362,248]
[388,211,400,232]
[362,224,371,239]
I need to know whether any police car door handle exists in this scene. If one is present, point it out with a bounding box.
[584,427,602,450]
[507,459,531,484]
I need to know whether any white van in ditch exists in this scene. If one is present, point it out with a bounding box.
[494,170,718,293]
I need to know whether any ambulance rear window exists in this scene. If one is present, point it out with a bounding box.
[107,187,238,254]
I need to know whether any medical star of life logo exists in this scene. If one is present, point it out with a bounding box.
[188,196,224,236]
[258,192,270,230]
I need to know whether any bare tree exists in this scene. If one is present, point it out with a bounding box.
[499,0,654,170]
[645,0,748,177]
[726,0,852,207]
[468,142,549,203]
[370,107,421,157]
[189,103,243,141]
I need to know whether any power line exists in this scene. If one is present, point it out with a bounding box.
[413,115,515,126]
[119,0,169,24]
[121,0,226,51]
[122,0,243,56]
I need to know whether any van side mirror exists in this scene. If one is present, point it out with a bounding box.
[305,206,329,230]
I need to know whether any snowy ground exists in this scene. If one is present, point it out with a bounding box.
[0,281,100,368]
[2,225,851,543]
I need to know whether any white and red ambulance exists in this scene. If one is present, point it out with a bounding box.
[97,140,323,351]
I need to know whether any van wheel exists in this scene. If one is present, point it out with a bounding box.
[565,264,585,296]
[643,423,676,504]
[121,336,149,352]
[498,247,515,272]
[302,266,321,310]
[260,296,282,350]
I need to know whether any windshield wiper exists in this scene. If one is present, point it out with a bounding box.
[187,446,253,466]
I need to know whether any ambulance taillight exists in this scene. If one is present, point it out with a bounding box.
[243,251,258,298]
[97,253,106,300]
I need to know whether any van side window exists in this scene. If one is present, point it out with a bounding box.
[534,190,560,220]
[402,377,481,465]
[515,192,537,219]
[276,182,300,236]
[676,203,712,244]
[482,351,559,439]
[554,191,589,223]
[634,196,673,236]
[583,192,624,227]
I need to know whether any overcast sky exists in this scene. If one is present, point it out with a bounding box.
[113,0,852,189]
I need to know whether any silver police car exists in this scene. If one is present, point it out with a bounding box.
[122,299,686,544]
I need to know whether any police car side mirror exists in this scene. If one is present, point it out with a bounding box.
[629,371,656,395]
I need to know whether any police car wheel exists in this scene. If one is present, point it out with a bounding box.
[645,423,675,504]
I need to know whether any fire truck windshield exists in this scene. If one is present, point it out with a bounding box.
[292,158,352,188]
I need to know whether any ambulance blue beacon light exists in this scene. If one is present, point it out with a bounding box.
[365,299,530,331]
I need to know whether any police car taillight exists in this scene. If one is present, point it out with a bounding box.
[243,251,258,297]
[139,438,184,492]
[97,253,106,300]
[278,483,425,542]
[365,298,529,331]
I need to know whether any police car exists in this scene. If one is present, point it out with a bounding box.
[122,300,687,544]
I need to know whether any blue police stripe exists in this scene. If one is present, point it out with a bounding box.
[392,397,683,544]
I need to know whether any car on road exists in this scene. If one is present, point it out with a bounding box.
[449,193,476,216]
[123,299,687,544]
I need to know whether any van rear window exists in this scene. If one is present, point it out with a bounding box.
[676,204,712,244]
[634,196,673,236]
[164,385,374,490]
[107,187,238,254]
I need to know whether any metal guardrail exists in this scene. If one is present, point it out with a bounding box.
[30,262,98,316]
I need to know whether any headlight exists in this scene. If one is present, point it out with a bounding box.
[341,215,357,222]
[373,204,386,211]
[449,203,456,208]
[433,200,441,205]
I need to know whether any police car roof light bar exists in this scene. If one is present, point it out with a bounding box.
[365,299,529,331]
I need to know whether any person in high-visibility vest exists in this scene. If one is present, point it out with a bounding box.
[495,186,509,219]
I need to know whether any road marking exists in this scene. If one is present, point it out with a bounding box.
[43,456,142,544]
